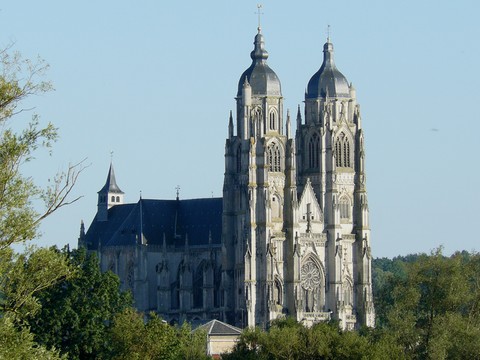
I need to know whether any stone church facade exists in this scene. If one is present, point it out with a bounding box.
[80,27,375,330]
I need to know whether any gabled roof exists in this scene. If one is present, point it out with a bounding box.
[84,197,222,249]
[196,319,242,336]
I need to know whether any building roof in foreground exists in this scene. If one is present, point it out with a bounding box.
[196,319,242,336]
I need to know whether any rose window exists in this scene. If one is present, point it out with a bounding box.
[301,261,321,290]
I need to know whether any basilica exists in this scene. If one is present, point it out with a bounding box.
[79,26,375,330]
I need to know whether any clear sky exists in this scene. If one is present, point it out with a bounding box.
[1,1,479,258]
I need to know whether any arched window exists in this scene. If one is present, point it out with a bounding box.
[344,279,353,306]
[236,145,242,173]
[111,196,115,202]
[334,132,352,168]
[269,110,276,131]
[301,259,324,312]
[339,197,350,220]
[267,142,281,172]
[193,265,204,309]
[116,196,120,202]
[308,133,320,169]
[274,278,282,305]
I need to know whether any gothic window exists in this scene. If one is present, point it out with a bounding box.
[269,110,277,131]
[126,260,134,289]
[339,197,350,220]
[344,280,353,306]
[267,142,281,172]
[236,145,242,173]
[308,133,320,169]
[254,108,262,121]
[171,281,179,309]
[193,264,204,309]
[301,259,324,312]
[335,140,342,167]
[274,278,282,305]
[334,132,352,168]
[214,267,221,308]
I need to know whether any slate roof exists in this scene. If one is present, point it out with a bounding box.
[306,41,350,99]
[98,163,124,194]
[237,28,281,97]
[84,197,222,250]
[196,319,242,336]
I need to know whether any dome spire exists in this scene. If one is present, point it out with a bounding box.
[256,4,263,31]
[251,27,269,63]
[236,17,281,97]
[306,35,350,99]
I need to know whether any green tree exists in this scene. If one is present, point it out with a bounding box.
[0,246,72,319]
[109,308,211,360]
[381,249,480,359]
[0,47,84,251]
[27,248,132,360]
[0,45,84,358]
[0,315,65,360]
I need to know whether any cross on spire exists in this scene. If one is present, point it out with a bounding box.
[175,185,180,200]
[256,4,263,30]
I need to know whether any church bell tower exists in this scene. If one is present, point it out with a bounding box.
[295,38,375,328]
[222,26,296,328]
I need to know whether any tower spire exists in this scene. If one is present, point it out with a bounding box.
[256,4,263,31]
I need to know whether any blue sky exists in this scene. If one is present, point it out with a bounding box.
[2,1,479,258]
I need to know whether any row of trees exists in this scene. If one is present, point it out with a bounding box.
[223,251,480,359]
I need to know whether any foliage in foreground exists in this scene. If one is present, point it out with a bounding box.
[0,315,65,360]
[27,248,132,360]
[109,308,210,360]
[222,318,404,360]
[224,249,480,360]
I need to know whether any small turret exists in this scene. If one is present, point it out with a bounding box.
[296,105,302,129]
[286,109,291,139]
[77,220,86,248]
[242,77,252,106]
[228,110,234,139]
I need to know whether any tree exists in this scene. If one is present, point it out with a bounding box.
[0,45,85,251]
[379,249,480,359]
[0,246,72,319]
[0,315,65,360]
[223,318,404,360]
[108,309,210,360]
[27,248,132,360]
[0,44,85,358]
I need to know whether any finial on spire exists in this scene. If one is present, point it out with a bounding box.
[327,24,331,42]
[256,4,263,31]
[110,151,114,162]
[175,185,180,200]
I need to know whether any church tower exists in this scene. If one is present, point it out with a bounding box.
[295,38,375,328]
[223,30,374,329]
[222,26,296,327]
[96,163,124,221]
